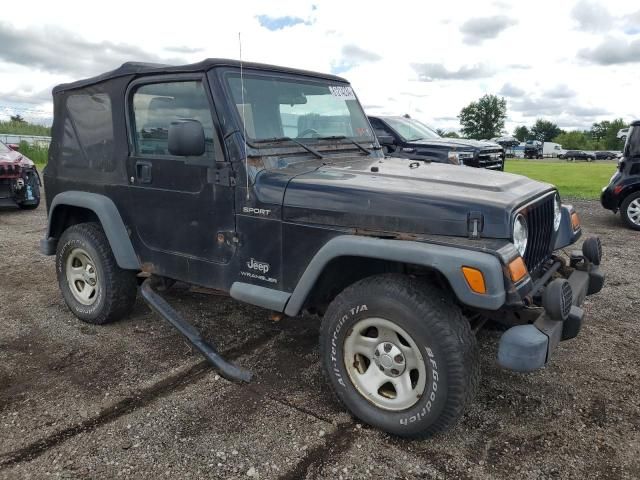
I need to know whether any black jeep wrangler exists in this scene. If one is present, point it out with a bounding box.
[601,120,640,230]
[41,59,604,439]
[368,115,504,170]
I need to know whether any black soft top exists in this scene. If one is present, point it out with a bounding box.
[53,58,349,94]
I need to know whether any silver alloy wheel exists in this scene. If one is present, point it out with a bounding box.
[627,199,640,226]
[66,248,99,305]
[343,317,427,411]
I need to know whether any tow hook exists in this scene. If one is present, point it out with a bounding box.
[140,277,253,383]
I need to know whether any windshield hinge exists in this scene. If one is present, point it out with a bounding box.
[467,211,484,239]
[208,164,236,187]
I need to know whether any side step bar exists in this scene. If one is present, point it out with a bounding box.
[140,277,253,383]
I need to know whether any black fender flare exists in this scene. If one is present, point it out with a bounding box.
[42,191,140,270]
[282,235,506,316]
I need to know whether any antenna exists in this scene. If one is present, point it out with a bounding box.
[239,32,249,200]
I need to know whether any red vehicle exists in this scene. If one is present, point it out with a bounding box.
[0,140,40,209]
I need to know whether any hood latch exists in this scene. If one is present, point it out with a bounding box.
[467,211,484,239]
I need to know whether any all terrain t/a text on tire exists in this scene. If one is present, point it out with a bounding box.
[320,274,479,438]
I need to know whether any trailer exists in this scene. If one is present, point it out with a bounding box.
[543,142,565,158]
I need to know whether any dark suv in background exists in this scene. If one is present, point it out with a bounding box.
[368,115,504,170]
[601,120,640,230]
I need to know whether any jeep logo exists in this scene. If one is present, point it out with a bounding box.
[242,207,271,216]
[247,258,270,273]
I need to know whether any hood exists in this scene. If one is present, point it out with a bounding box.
[280,156,553,239]
[410,137,501,151]
[0,148,34,168]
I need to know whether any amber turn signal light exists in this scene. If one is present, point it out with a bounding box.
[508,257,528,283]
[571,212,581,231]
[462,267,486,294]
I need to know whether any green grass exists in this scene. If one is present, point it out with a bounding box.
[505,159,617,199]
[17,142,49,165]
[0,120,51,136]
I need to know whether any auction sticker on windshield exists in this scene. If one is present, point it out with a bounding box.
[329,85,356,100]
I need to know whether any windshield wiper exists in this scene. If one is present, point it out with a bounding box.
[316,135,373,154]
[251,136,323,159]
[408,137,424,142]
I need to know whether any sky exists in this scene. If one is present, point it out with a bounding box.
[0,0,638,134]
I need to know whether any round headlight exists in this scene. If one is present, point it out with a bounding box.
[553,194,562,231]
[513,214,528,256]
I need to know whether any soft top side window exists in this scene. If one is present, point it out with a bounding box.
[131,80,215,158]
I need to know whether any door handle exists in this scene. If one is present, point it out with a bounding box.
[136,162,152,184]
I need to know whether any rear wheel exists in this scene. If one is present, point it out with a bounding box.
[620,192,640,231]
[320,274,479,438]
[56,222,137,324]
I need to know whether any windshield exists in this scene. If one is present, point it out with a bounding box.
[383,117,440,141]
[0,141,10,154]
[225,72,373,142]
[625,125,640,158]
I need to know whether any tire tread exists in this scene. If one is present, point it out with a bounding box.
[57,222,137,324]
[320,273,479,438]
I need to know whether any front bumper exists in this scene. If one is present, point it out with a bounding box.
[497,237,604,372]
[600,185,618,211]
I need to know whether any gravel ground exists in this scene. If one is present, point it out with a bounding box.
[0,195,638,479]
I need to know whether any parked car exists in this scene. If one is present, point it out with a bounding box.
[0,140,40,209]
[601,120,640,230]
[594,151,616,160]
[368,115,504,170]
[562,150,596,162]
[41,59,604,439]
[524,140,543,159]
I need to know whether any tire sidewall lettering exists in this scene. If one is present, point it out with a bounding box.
[330,305,367,388]
[327,301,443,430]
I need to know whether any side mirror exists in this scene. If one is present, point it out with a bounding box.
[8,143,20,152]
[376,134,395,146]
[168,120,205,157]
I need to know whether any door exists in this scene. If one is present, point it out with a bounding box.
[126,76,235,271]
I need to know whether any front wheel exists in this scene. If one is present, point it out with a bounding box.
[56,222,138,324]
[319,274,479,438]
[620,192,640,231]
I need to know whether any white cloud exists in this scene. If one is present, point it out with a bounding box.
[578,36,640,64]
[460,15,516,44]
[571,0,614,32]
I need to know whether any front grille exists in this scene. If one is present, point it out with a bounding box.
[477,149,504,169]
[522,194,554,274]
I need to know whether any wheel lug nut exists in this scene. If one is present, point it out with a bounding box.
[394,355,404,363]
[384,343,392,353]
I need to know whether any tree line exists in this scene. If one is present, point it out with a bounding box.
[455,94,627,151]
[0,115,52,137]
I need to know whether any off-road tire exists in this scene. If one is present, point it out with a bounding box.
[56,222,137,324]
[319,274,479,438]
[620,191,640,231]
